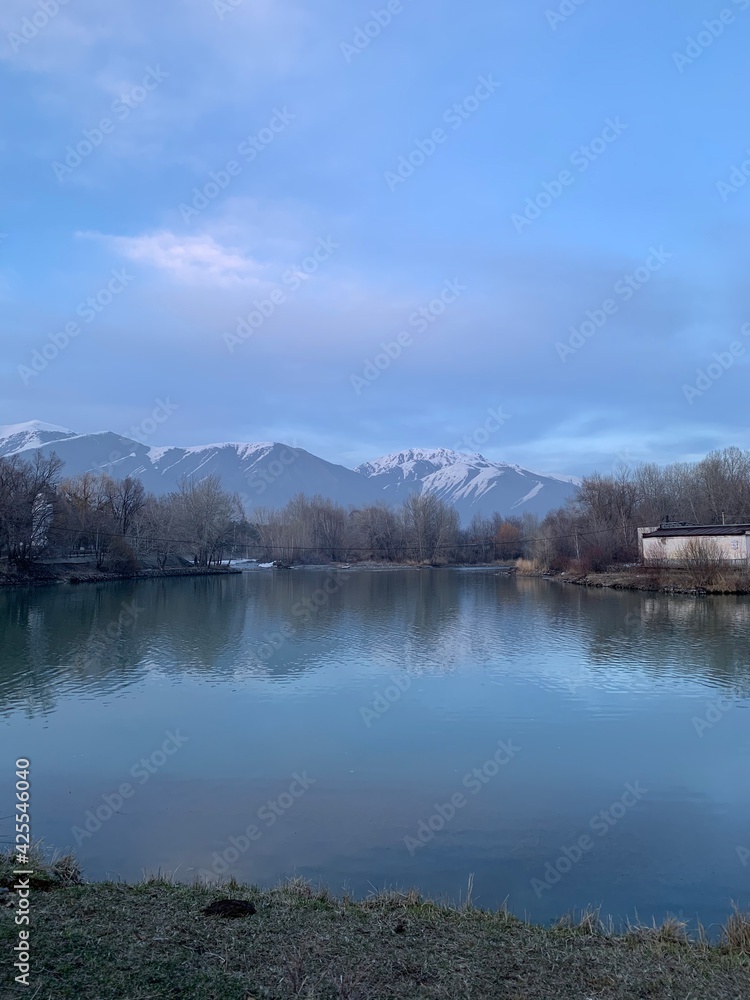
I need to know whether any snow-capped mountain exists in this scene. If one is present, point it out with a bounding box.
[357,448,579,522]
[0,422,579,522]
[0,420,78,459]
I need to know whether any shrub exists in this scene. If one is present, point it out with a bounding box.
[677,537,725,588]
[104,537,138,574]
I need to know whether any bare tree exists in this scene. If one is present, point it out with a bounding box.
[173,474,243,566]
[402,492,459,563]
[0,452,63,565]
[100,475,146,536]
[677,537,725,588]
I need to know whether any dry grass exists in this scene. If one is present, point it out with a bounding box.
[722,903,750,954]
[554,904,609,936]
[571,565,750,595]
[0,840,81,891]
[0,851,748,1000]
[625,913,691,946]
[514,558,541,575]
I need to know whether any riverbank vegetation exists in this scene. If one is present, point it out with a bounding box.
[2,447,750,584]
[0,849,748,999]
[0,453,254,577]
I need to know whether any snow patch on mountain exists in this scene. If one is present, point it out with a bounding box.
[0,420,78,458]
[511,482,544,506]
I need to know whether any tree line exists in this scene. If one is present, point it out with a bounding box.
[0,445,747,572]
[531,446,750,572]
[0,453,251,571]
[0,453,533,570]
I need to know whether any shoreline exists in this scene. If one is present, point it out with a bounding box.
[0,564,242,590]
[556,569,750,597]
[2,559,749,597]
[0,855,747,999]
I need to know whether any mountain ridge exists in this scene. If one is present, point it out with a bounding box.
[0,421,579,523]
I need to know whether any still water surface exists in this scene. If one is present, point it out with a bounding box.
[1,568,748,930]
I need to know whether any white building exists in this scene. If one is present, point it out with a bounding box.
[640,523,750,564]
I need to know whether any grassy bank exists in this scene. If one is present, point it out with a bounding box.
[0,854,748,999]
[566,566,750,595]
[513,559,750,595]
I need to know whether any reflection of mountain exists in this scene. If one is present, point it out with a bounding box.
[1,572,749,716]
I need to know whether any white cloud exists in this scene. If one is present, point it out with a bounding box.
[78,229,270,287]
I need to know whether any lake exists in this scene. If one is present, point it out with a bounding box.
[1,568,748,932]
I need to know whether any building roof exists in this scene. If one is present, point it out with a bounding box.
[642,524,750,539]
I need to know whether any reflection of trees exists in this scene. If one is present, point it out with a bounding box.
[0,577,249,716]
[1,571,749,717]
[617,596,750,695]
[518,577,750,696]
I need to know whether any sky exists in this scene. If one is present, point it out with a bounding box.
[1,0,749,476]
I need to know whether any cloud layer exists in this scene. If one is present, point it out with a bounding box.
[2,0,750,474]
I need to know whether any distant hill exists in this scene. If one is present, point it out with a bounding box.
[0,421,579,524]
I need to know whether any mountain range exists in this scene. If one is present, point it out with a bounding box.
[0,421,579,524]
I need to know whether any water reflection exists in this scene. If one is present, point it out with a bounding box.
[1,571,750,715]
[0,569,749,929]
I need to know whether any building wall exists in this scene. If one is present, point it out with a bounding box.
[642,532,750,563]
[637,526,659,561]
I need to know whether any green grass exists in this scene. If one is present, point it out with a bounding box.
[0,852,748,999]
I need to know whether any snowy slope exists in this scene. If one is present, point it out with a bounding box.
[0,420,78,458]
[0,424,579,522]
[356,449,578,521]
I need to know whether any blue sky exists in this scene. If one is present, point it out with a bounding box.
[1,0,749,474]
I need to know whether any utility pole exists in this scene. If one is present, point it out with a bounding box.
[722,511,726,525]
